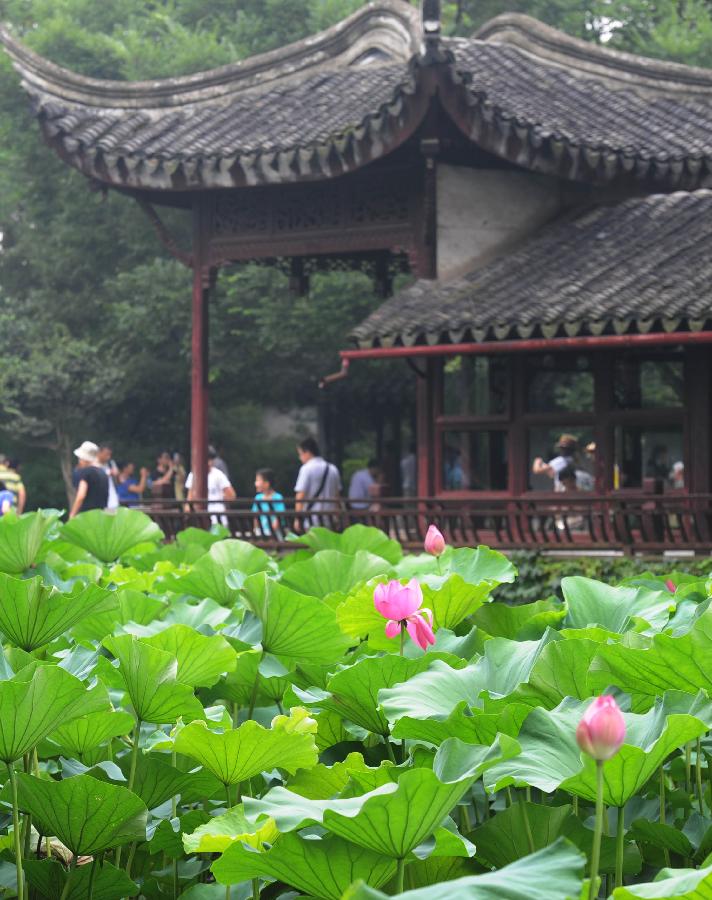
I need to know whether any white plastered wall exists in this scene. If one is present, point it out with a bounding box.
[436,165,564,281]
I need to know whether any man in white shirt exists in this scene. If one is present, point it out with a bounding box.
[294,437,341,530]
[532,434,579,491]
[185,450,236,524]
[98,443,120,511]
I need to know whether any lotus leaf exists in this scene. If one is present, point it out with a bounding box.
[0,573,116,650]
[213,832,397,899]
[61,507,163,562]
[13,773,147,854]
[0,510,58,575]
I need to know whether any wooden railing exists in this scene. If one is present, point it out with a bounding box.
[133,493,712,553]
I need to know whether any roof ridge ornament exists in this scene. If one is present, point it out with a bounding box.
[421,0,441,60]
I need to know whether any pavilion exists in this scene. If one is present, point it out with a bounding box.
[3,0,712,550]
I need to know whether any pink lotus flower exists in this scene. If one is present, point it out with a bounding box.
[374,579,435,650]
[665,579,676,594]
[424,524,446,557]
[576,695,626,761]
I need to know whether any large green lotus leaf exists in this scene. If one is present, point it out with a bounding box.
[0,573,116,651]
[245,747,504,858]
[469,797,640,876]
[280,549,392,599]
[422,574,492,631]
[446,545,517,587]
[343,838,584,900]
[612,863,712,898]
[213,831,397,899]
[49,708,134,757]
[206,650,292,707]
[120,754,196,810]
[0,665,91,762]
[485,692,712,806]
[0,510,58,575]
[471,598,567,641]
[14,773,147,855]
[70,588,166,643]
[287,752,376,799]
[562,576,675,632]
[183,804,278,853]
[483,638,599,712]
[103,634,204,724]
[24,859,137,900]
[139,625,237,687]
[175,539,274,604]
[241,574,351,664]
[335,580,392,648]
[176,527,225,551]
[319,654,438,736]
[380,632,556,727]
[291,525,403,565]
[61,507,163,562]
[629,820,695,858]
[174,708,317,786]
[589,609,712,700]
[391,703,500,747]
[470,800,572,868]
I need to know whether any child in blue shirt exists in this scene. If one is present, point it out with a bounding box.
[0,481,15,516]
[251,469,286,537]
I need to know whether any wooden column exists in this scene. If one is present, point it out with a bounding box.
[416,359,434,496]
[191,202,210,501]
[686,346,711,493]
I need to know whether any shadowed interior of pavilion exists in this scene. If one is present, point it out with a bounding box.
[4,0,712,552]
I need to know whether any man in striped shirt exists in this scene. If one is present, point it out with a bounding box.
[0,456,25,514]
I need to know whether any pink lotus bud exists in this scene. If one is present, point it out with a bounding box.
[424,524,446,557]
[665,579,676,594]
[576,696,626,761]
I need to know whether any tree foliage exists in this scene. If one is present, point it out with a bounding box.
[0,0,706,503]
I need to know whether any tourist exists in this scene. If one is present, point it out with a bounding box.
[0,455,26,513]
[97,443,120,511]
[69,441,109,518]
[151,451,176,500]
[400,444,417,496]
[251,468,286,536]
[532,433,579,491]
[185,449,236,524]
[172,452,187,501]
[294,436,341,530]
[0,481,14,516]
[208,444,230,479]
[116,461,150,507]
[348,459,381,510]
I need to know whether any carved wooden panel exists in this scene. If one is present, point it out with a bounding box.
[208,165,421,263]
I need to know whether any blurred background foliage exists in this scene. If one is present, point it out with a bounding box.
[0,0,706,505]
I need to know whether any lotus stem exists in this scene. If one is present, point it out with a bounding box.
[8,764,25,900]
[399,624,405,657]
[226,782,234,809]
[252,877,260,899]
[518,792,535,855]
[696,738,704,815]
[572,795,579,817]
[58,854,78,900]
[615,805,624,889]
[117,719,142,869]
[395,857,405,893]
[172,748,179,898]
[125,841,137,879]
[505,787,513,808]
[385,739,397,765]
[247,667,260,720]
[588,760,604,900]
[87,857,98,900]
[659,767,671,868]
[459,801,472,834]
[232,703,240,728]
[685,742,692,794]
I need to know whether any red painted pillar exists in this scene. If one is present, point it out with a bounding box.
[191,203,209,501]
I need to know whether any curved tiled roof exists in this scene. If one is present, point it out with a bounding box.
[351,191,712,347]
[3,4,712,189]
